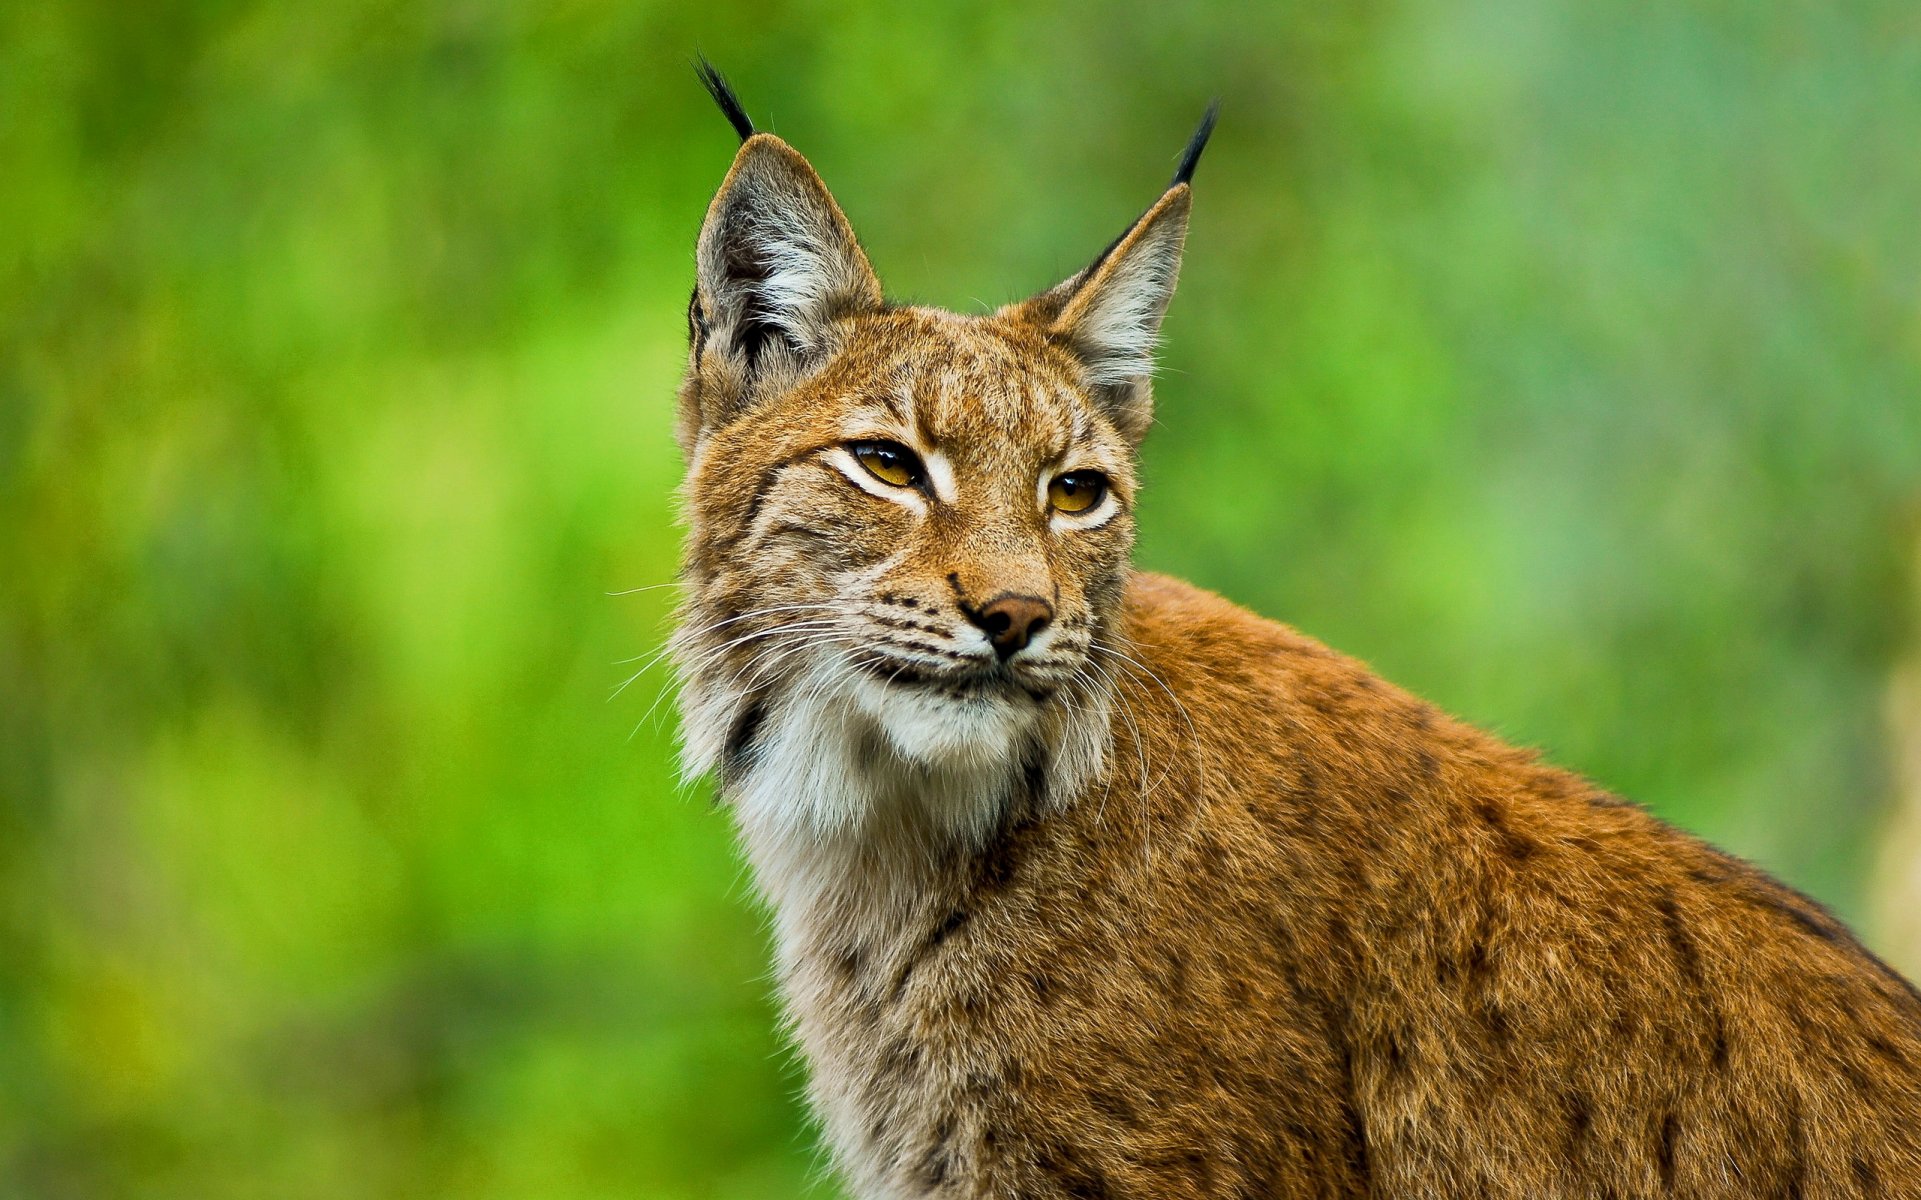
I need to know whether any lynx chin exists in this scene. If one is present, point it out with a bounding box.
[665,64,1921,1199]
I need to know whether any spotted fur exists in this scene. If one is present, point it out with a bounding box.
[669,74,1921,1199]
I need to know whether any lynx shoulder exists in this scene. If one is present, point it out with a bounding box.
[667,65,1921,1199]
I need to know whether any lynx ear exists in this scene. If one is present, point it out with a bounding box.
[680,65,883,448]
[696,135,882,363]
[1015,103,1216,442]
[680,63,880,444]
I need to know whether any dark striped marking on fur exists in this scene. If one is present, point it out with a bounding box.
[722,697,767,780]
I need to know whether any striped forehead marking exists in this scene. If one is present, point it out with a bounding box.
[912,365,1077,442]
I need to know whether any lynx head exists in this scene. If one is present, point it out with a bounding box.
[672,65,1213,845]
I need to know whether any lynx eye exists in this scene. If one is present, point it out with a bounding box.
[849,440,924,489]
[1048,470,1109,514]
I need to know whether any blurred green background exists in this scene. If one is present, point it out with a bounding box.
[3,1,1919,1196]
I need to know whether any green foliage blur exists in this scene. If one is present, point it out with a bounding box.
[3,2,1917,1196]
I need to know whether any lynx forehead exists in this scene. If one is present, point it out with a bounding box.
[667,64,1921,1200]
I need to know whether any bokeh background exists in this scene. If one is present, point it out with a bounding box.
[4,2,1920,1197]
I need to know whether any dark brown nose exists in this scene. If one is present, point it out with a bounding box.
[967,594,1054,659]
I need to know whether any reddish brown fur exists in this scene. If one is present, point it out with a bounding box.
[871,577,1921,1196]
[669,111,1921,1199]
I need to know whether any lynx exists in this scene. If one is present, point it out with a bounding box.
[668,65,1921,1198]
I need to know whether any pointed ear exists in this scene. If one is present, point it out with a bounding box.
[690,134,883,412]
[1018,186,1191,442]
[1008,101,1215,443]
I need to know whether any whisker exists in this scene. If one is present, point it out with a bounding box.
[1094,642,1207,801]
[638,629,858,741]
[1082,652,1152,862]
[615,617,845,701]
[872,640,983,668]
[613,601,850,675]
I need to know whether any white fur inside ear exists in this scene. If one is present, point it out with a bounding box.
[1053,197,1189,388]
[751,216,858,353]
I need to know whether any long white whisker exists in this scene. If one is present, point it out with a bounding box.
[1059,658,1119,823]
[1083,651,1152,862]
[620,618,847,714]
[611,601,850,677]
[613,610,850,699]
[636,629,859,741]
[1094,642,1205,800]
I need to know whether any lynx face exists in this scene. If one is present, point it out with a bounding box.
[683,310,1137,765]
[672,84,1212,845]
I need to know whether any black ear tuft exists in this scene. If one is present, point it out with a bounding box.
[1170,100,1220,188]
[695,57,755,143]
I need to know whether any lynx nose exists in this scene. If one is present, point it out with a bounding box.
[968,594,1054,660]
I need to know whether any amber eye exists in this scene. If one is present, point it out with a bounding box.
[850,440,924,489]
[1048,470,1109,514]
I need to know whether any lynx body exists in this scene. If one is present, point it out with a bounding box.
[669,69,1921,1198]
